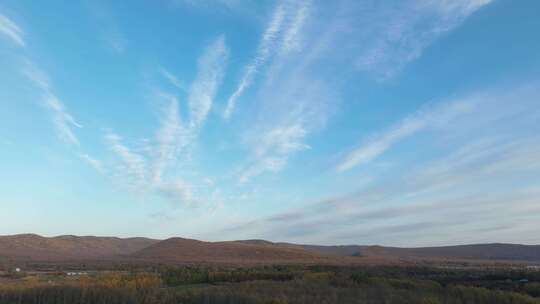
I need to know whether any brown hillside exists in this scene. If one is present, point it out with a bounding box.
[262,242,540,262]
[0,234,159,261]
[358,244,540,261]
[131,237,328,264]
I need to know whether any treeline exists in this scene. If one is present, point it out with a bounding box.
[159,265,295,286]
[177,279,540,304]
[0,273,165,304]
[0,286,139,304]
[1,265,540,304]
[3,277,538,304]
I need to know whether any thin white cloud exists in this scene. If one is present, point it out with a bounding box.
[105,121,199,205]
[431,0,493,17]
[226,0,324,183]
[222,84,540,245]
[351,0,492,79]
[188,35,229,128]
[0,14,25,47]
[152,96,188,184]
[105,132,147,187]
[160,68,187,91]
[43,94,82,146]
[337,119,425,173]
[237,68,334,183]
[153,35,229,186]
[280,0,311,53]
[103,35,230,205]
[336,99,476,172]
[22,62,82,146]
[255,123,310,157]
[240,123,310,183]
[21,63,49,90]
[226,137,540,245]
[80,154,104,173]
[223,2,286,119]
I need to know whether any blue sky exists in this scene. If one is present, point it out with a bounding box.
[1,0,539,246]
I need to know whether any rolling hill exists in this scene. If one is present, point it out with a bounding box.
[356,244,540,261]
[1,234,539,264]
[131,237,327,263]
[271,243,540,262]
[240,240,540,262]
[0,234,159,261]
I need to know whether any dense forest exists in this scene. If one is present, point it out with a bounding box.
[1,265,540,303]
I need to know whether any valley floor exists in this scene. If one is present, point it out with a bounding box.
[1,264,540,303]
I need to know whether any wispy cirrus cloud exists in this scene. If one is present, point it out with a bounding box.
[280,0,311,53]
[336,98,476,172]
[188,35,229,128]
[223,2,286,119]
[230,0,492,184]
[4,14,90,175]
[231,0,489,183]
[43,94,83,146]
[237,71,336,183]
[4,14,81,147]
[105,118,199,206]
[221,84,540,245]
[230,1,336,183]
[350,0,492,79]
[105,132,147,188]
[152,95,186,184]
[80,154,104,174]
[240,123,310,183]
[225,138,540,245]
[103,35,229,206]
[0,14,25,47]
[22,62,82,146]
[160,68,188,91]
[223,0,313,119]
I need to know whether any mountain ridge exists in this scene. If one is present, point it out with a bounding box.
[1,234,539,264]
[0,233,159,261]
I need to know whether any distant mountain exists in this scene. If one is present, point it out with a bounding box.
[237,240,540,262]
[273,243,540,262]
[357,244,540,262]
[0,234,159,261]
[1,234,539,264]
[131,237,326,263]
[276,243,366,257]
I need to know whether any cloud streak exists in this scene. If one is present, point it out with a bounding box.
[327,0,493,79]
[336,98,475,172]
[152,96,186,184]
[280,0,311,53]
[160,68,187,91]
[240,123,310,183]
[223,2,286,119]
[22,62,82,146]
[105,121,201,206]
[80,154,105,173]
[105,132,147,188]
[102,35,230,206]
[188,35,229,128]
[0,14,25,47]
[356,0,491,79]
[220,84,540,245]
